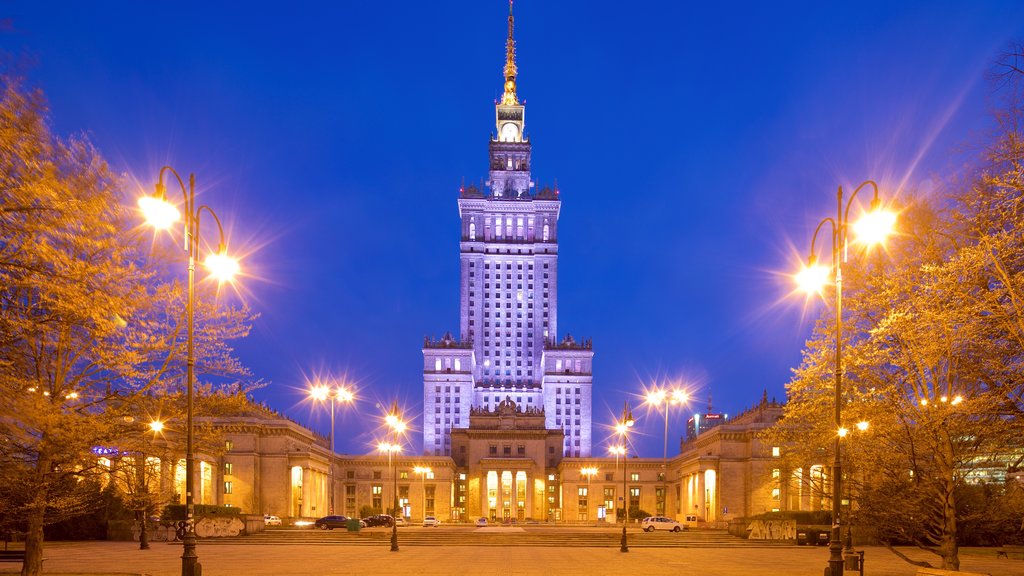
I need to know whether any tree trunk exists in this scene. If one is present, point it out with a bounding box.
[21,458,49,576]
[939,441,960,570]
[137,510,150,550]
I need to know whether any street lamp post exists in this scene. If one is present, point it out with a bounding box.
[414,466,432,523]
[383,402,405,552]
[309,384,354,514]
[616,401,635,553]
[795,180,895,576]
[140,167,239,576]
[645,387,688,515]
[841,420,869,556]
[580,466,598,522]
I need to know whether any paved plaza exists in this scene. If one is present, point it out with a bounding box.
[0,541,1019,576]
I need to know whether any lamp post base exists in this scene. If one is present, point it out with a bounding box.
[181,532,199,576]
[390,524,399,552]
[620,526,628,553]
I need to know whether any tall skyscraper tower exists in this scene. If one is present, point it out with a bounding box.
[423,2,593,457]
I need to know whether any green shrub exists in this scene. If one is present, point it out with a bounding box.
[161,504,241,521]
[746,510,832,525]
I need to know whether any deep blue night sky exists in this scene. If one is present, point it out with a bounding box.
[5,1,1023,457]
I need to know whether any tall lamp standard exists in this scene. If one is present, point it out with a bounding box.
[580,466,598,522]
[414,466,432,523]
[139,167,240,576]
[615,401,635,553]
[841,420,869,555]
[383,401,406,552]
[309,384,355,514]
[645,387,688,514]
[795,180,895,576]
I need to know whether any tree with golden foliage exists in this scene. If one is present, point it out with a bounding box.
[0,75,258,576]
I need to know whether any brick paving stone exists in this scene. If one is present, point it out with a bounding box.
[0,542,1018,576]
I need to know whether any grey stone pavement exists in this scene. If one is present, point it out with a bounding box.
[0,542,1020,576]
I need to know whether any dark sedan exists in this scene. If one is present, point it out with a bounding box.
[314,515,350,530]
[361,514,395,528]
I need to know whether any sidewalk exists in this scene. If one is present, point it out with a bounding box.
[0,542,1018,576]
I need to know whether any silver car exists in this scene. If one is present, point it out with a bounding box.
[641,516,683,532]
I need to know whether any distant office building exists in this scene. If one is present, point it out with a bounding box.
[686,401,728,441]
[422,3,593,457]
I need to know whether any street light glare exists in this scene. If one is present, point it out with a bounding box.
[204,251,240,282]
[838,427,849,438]
[852,208,897,247]
[309,384,329,402]
[138,195,180,230]
[795,262,831,295]
[856,420,869,431]
[149,420,164,432]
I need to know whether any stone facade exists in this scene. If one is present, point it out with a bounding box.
[146,397,793,527]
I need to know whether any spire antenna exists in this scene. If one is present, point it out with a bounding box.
[501,0,519,106]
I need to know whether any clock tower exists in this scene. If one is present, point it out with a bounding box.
[423,1,594,460]
[490,1,529,199]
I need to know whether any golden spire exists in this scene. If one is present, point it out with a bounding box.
[501,0,519,106]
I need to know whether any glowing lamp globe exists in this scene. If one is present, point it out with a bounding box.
[795,262,831,295]
[139,195,180,230]
[852,208,897,247]
[204,251,240,282]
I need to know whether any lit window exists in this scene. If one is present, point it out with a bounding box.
[772,446,780,457]
[224,481,233,494]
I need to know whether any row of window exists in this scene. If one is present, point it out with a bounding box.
[433,358,463,371]
[466,220,552,242]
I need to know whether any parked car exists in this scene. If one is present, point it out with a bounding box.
[422,516,441,527]
[641,516,684,532]
[263,514,282,526]
[475,517,488,527]
[314,515,350,530]
[362,514,395,528]
[394,516,407,527]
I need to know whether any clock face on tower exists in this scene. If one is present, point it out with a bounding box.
[501,122,520,142]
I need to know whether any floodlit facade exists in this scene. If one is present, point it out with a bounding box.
[422,2,593,458]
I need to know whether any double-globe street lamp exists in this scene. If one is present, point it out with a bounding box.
[580,466,599,522]
[140,167,240,576]
[795,180,895,576]
[308,384,355,514]
[615,401,635,553]
[839,419,869,555]
[413,466,432,522]
[381,401,406,552]
[645,386,688,514]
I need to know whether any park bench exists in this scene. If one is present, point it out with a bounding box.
[0,550,26,562]
[996,544,1024,559]
[916,568,990,576]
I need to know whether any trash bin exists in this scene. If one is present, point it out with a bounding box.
[816,530,831,546]
[796,528,810,545]
[346,518,361,533]
[844,550,863,571]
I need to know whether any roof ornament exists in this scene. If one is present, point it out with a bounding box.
[501,0,519,106]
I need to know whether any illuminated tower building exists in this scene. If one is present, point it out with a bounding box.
[423,2,593,457]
